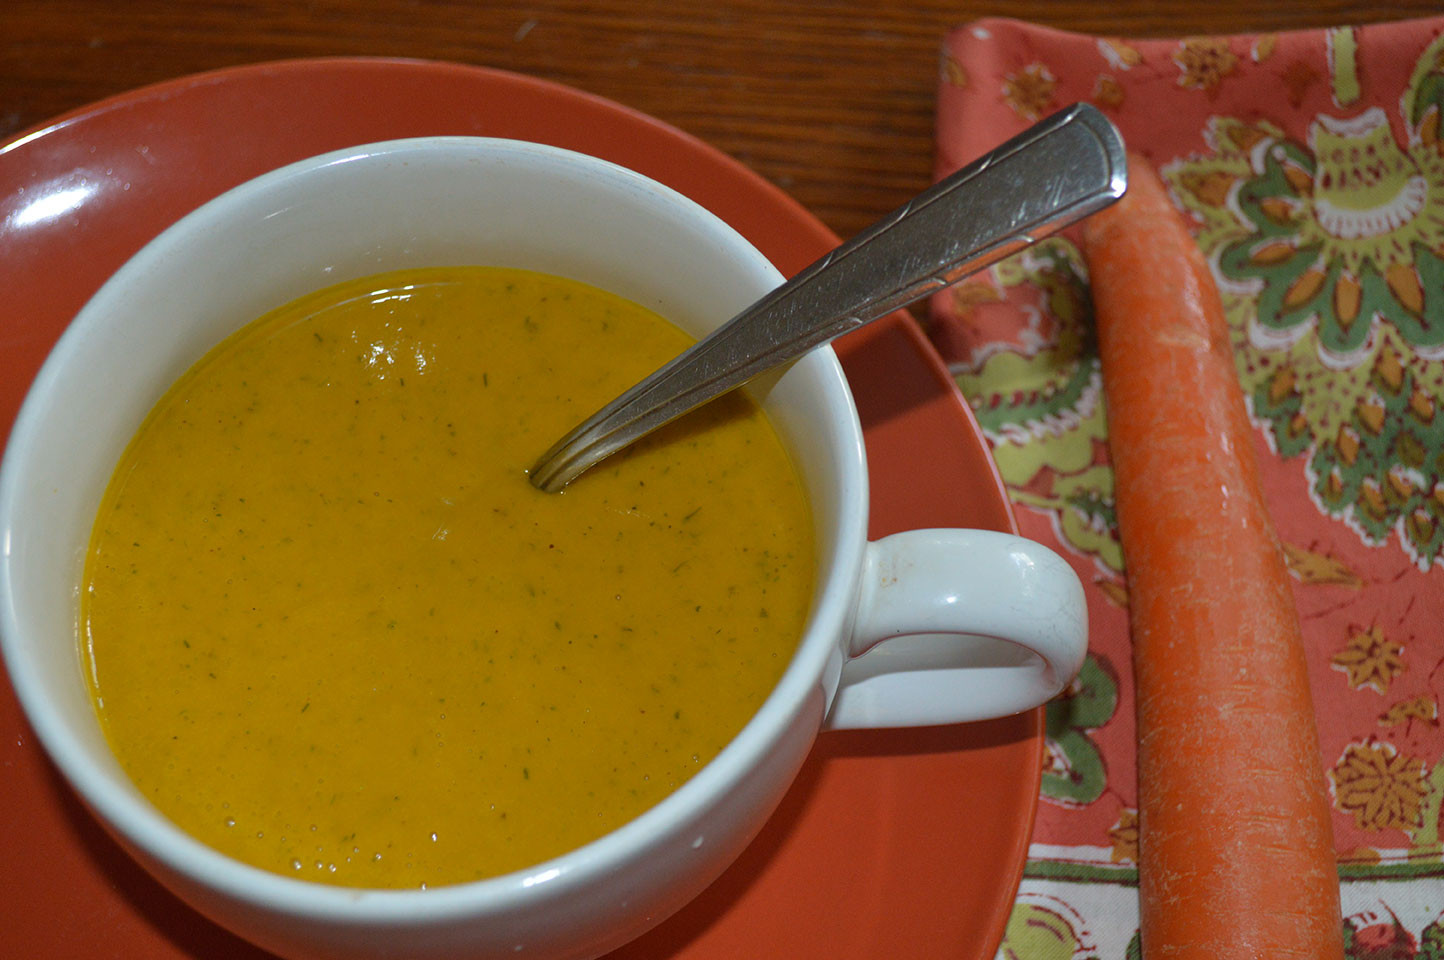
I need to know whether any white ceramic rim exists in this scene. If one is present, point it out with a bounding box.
[0,137,869,924]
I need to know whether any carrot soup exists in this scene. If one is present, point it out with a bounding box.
[81,266,813,889]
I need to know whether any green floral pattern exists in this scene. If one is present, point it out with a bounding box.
[1042,655,1118,806]
[948,240,1125,576]
[1169,35,1444,569]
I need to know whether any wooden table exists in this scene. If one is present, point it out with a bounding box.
[4,0,1437,239]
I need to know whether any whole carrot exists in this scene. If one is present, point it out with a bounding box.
[1081,156,1343,960]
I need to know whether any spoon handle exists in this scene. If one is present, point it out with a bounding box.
[530,102,1127,492]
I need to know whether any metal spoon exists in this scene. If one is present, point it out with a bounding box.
[529,102,1126,492]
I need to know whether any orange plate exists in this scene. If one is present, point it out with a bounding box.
[0,59,1040,960]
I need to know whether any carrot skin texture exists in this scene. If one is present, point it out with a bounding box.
[1082,157,1343,960]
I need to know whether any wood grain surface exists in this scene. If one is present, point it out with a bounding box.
[4,0,1439,242]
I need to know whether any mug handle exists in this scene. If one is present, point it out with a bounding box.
[825,528,1088,730]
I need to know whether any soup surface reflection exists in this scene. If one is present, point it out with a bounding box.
[82,266,814,888]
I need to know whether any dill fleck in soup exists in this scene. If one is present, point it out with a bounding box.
[81,266,814,889]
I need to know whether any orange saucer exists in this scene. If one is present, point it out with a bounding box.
[0,59,1040,960]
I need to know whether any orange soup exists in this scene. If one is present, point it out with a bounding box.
[81,266,814,889]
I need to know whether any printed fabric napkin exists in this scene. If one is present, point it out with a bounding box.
[930,16,1444,959]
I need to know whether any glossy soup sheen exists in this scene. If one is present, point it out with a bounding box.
[81,266,814,889]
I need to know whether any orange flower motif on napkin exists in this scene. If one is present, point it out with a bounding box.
[1330,625,1405,693]
[1173,37,1238,92]
[1379,695,1438,728]
[1281,541,1364,587]
[1092,75,1124,109]
[1107,808,1139,863]
[1097,38,1142,70]
[1328,740,1430,832]
[1003,63,1055,120]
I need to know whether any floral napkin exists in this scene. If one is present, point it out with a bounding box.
[930,16,1444,958]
